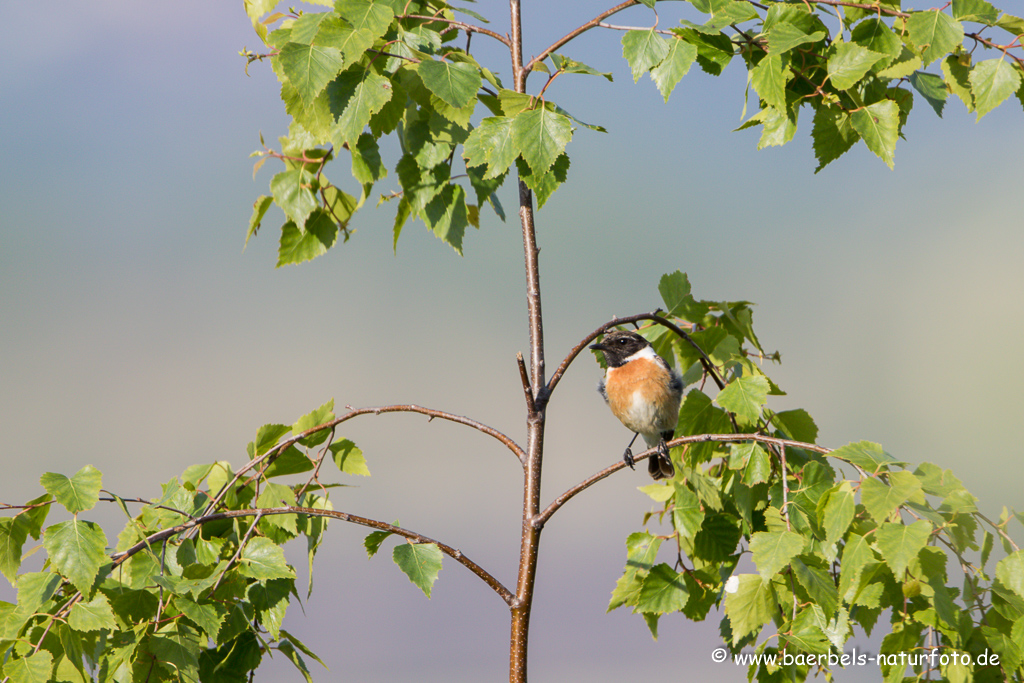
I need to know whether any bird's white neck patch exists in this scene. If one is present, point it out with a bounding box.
[625,345,658,363]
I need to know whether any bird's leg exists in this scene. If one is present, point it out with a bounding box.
[622,432,640,470]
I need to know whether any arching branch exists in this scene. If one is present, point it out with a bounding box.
[113,506,516,607]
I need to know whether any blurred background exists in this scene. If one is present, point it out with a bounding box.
[2,1,1022,681]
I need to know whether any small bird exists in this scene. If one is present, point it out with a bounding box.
[590,329,684,480]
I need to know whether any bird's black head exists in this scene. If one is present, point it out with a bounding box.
[589,330,651,368]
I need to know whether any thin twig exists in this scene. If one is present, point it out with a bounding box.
[516,352,536,415]
[399,14,511,47]
[526,0,641,73]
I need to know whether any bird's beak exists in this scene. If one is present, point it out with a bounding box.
[589,342,605,351]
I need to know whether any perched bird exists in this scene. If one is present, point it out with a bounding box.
[590,329,684,480]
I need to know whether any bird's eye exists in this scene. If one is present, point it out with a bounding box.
[617,338,628,345]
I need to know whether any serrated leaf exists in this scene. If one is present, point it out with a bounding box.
[314,18,374,68]
[463,116,516,179]
[850,99,899,169]
[0,518,29,585]
[621,29,671,82]
[767,22,826,54]
[861,470,923,522]
[246,194,273,248]
[636,563,689,614]
[750,530,805,579]
[4,650,54,683]
[177,598,227,642]
[829,440,898,472]
[757,105,797,149]
[850,19,903,69]
[828,43,885,90]
[42,520,107,595]
[330,438,369,476]
[877,45,923,79]
[270,168,318,230]
[672,484,705,541]
[907,9,964,67]
[791,558,839,616]
[239,537,296,580]
[364,528,393,558]
[811,106,858,173]
[651,38,697,101]
[820,481,855,547]
[418,59,482,108]
[515,154,569,209]
[248,577,292,640]
[969,57,1022,120]
[277,212,338,267]
[393,542,443,598]
[350,133,387,183]
[424,183,469,254]
[333,70,393,147]
[279,42,347,107]
[67,594,117,632]
[724,574,773,643]
[909,71,948,116]
[550,53,613,81]
[40,465,102,514]
[335,0,394,40]
[511,107,572,176]
[716,374,769,426]
[658,270,692,316]
[997,550,1024,597]
[750,53,789,111]
[953,0,998,23]
[942,54,974,110]
[875,520,932,579]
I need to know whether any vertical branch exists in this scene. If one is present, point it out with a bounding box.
[509,2,547,682]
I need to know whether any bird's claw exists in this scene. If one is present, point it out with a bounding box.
[622,448,636,470]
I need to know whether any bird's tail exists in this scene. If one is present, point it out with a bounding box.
[648,450,675,480]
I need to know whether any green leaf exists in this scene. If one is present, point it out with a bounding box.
[248,577,292,640]
[0,518,29,585]
[850,99,899,169]
[820,481,855,547]
[969,57,1022,120]
[636,563,689,614]
[827,43,885,90]
[756,105,797,149]
[4,651,54,683]
[550,53,613,81]
[861,470,924,522]
[811,105,857,173]
[942,54,975,110]
[246,195,273,248]
[418,59,482,109]
[335,0,394,41]
[42,520,107,595]
[875,520,932,579]
[15,571,62,615]
[257,483,299,536]
[424,183,469,254]
[850,19,903,69]
[750,530,805,580]
[791,558,839,616]
[293,399,336,443]
[724,574,773,643]
[350,133,387,184]
[909,71,948,116]
[838,533,875,600]
[515,154,569,209]
[314,18,375,67]
[767,22,826,54]
[364,528,393,558]
[651,38,697,101]
[279,42,347,107]
[277,212,338,267]
[239,537,296,580]
[270,168,318,230]
[67,594,117,632]
[463,116,516,179]
[177,598,227,642]
[658,270,692,317]
[40,465,102,514]
[621,29,671,82]
[877,45,923,79]
[330,438,370,476]
[906,9,964,67]
[393,542,443,598]
[952,0,998,23]
[672,484,705,541]
[829,440,899,472]
[996,550,1024,597]
[511,107,573,176]
[277,641,314,683]
[333,70,393,147]
[750,53,790,111]
[716,374,769,426]
[772,409,818,443]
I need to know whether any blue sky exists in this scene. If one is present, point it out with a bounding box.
[2,1,1022,680]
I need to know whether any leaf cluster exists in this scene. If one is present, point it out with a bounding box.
[606,272,1024,682]
[0,400,443,683]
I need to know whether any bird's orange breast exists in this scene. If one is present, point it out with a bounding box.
[604,357,680,437]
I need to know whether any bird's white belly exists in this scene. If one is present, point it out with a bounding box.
[620,390,669,445]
